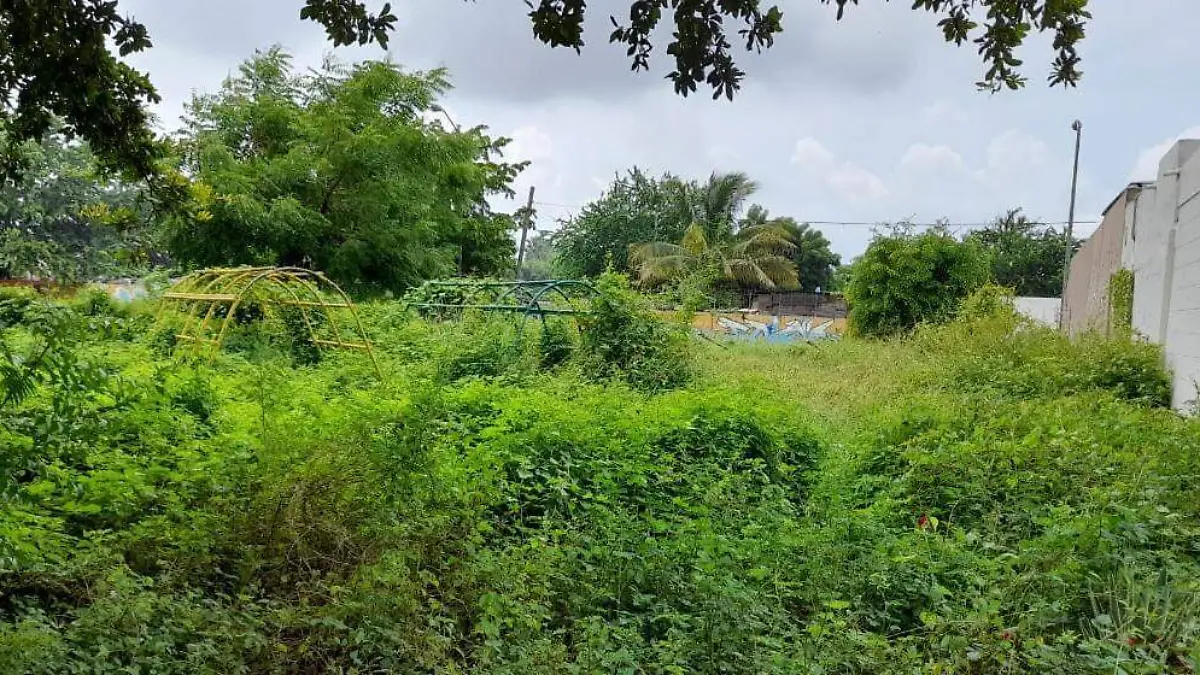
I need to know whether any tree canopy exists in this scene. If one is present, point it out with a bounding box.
[630,221,797,291]
[557,168,838,301]
[162,48,523,293]
[741,205,840,292]
[0,1,1090,179]
[554,169,696,279]
[966,208,1079,297]
[0,127,152,281]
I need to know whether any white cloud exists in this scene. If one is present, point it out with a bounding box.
[920,100,966,126]
[898,143,963,172]
[828,164,890,202]
[790,137,836,168]
[507,125,554,162]
[791,136,887,202]
[985,129,1052,171]
[1129,126,1200,182]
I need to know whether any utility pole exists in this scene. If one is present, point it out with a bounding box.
[1060,120,1082,330]
[515,186,535,279]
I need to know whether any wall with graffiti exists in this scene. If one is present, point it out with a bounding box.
[658,311,845,343]
[98,281,149,303]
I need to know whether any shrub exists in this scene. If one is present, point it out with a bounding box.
[846,229,991,337]
[536,317,576,369]
[920,312,1172,407]
[577,271,691,392]
[957,283,1018,322]
[435,312,530,381]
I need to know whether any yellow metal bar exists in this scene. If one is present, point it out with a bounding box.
[164,293,239,301]
[208,268,280,362]
[173,335,220,345]
[312,339,372,350]
[312,271,382,378]
[276,299,352,308]
[179,272,236,357]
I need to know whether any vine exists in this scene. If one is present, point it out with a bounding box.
[1108,268,1134,334]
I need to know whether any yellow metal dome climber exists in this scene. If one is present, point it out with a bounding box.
[155,266,380,377]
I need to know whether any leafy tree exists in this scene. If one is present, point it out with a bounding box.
[0,127,152,281]
[163,48,523,293]
[630,221,797,291]
[966,208,1079,297]
[741,205,840,292]
[846,228,990,336]
[555,168,694,278]
[557,169,762,279]
[0,1,1089,180]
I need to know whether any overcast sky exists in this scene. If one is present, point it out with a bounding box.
[119,0,1200,259]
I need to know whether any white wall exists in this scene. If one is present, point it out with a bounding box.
[1163,146,1200,410]
[1111,140,1200,411]
[1014,297,1060,327]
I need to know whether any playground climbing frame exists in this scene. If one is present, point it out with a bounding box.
[155,266,381,377]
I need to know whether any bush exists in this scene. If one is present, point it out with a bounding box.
[435,312,531,381]
[846,229,991,337]
[577,271,692,392]
[919,308,1172,407]
[536,317,576,369]
[957,283,1018,322]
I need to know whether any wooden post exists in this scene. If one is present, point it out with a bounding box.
[515,186,535,279]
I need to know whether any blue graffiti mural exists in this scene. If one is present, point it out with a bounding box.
[704,316,840,343]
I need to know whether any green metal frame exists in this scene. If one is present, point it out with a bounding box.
[409,279,598,320]
[155,266,381,377]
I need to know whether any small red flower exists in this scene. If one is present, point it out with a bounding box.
[1126,636,1141,647]
[917,514,930,530]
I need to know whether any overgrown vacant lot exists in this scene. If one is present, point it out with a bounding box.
[2,284,1198,673]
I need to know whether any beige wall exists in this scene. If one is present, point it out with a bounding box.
[1062,190,1130,336]
[1065,139,1200,410]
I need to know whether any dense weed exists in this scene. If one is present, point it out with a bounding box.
[0,288,1198,673]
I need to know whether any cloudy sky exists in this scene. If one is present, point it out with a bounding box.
[119,0,1200,259]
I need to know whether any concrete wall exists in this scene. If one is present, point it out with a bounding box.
[1062,189,1130,336]
[1163,144,1200,409]
[1065,140,1200,411]
[1014,297,1060,326]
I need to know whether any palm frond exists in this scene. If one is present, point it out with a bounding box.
[629,241,688,266]
[723,258,776,289]
[730,225,796,254]
[752,255,800,289]
[634,254,694,285]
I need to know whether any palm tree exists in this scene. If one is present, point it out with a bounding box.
[630,221,798,290]
[672,171,759,241]
[740,206,841,292]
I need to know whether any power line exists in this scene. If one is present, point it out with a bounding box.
[530,200,1083,230]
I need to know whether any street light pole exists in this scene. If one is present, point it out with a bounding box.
[1060,119,1082,330]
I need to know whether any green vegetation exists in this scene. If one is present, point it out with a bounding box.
[1,272,1196,673]
[966,208,1080,297]
[846,227,991,337]
[630,222,797,292]
[0,129,154,281]
[1110,268,1135,334]
[742,205,842,293]
[555,169,840,307]
[1,1,1089,180]
[166,49,521,293]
